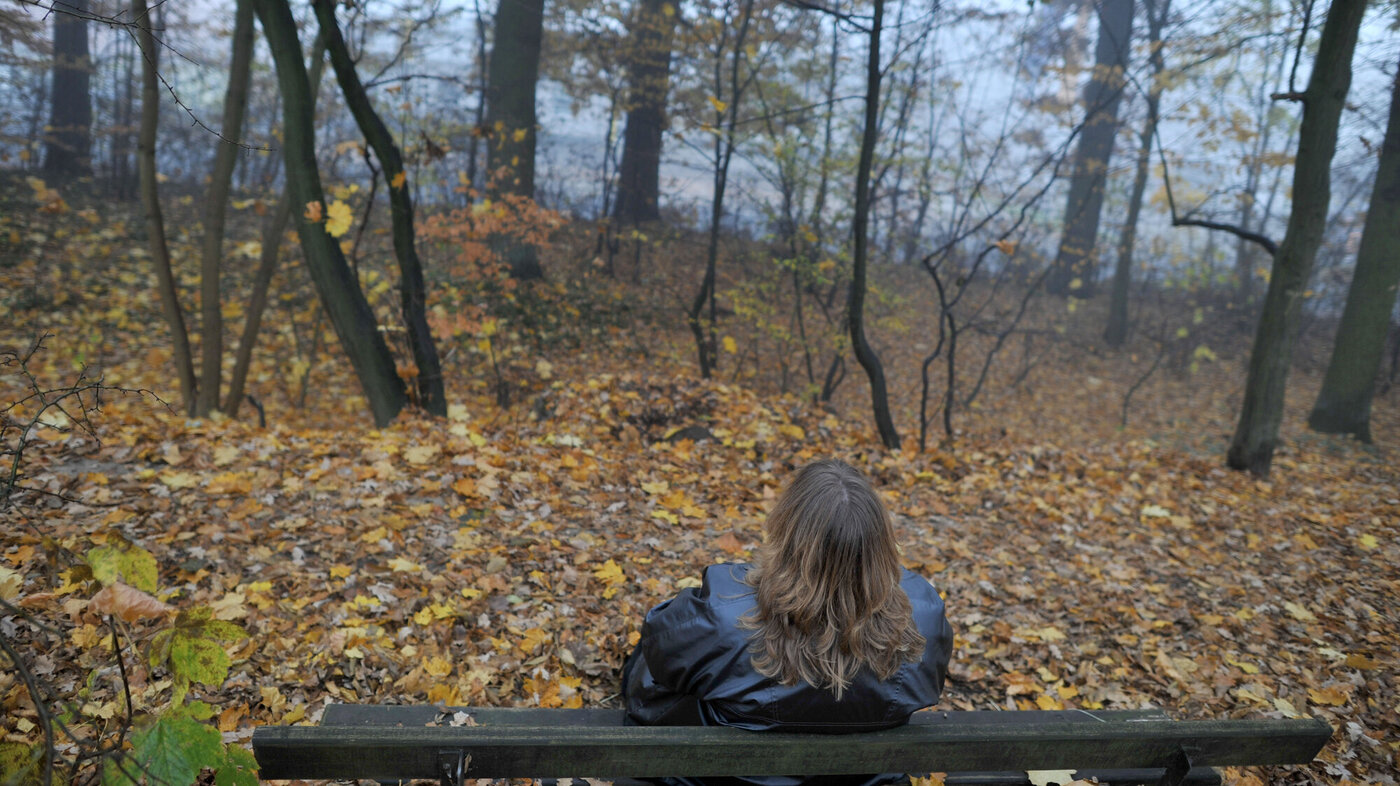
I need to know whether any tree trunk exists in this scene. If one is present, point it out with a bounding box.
[484,0,545,280]
[1227,0,1366,475]
[851,0,899,449]
[253,0,407,427]
[1307,61,1400,443]
[225,34,328,418]
[314,0,446,417]
[42,0,92,179]
[194,0,255,416]
[485,0,544,199]
[613,0,676,225]
[1105,0,1167,346]
[1047,0,1135,298]
[133,0,197,415]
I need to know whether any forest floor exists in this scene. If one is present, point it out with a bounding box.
[1,186,1397,785]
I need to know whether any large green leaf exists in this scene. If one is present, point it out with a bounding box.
[128,715,223,786]
[213,746,259,786]
[85,543,158,592]
[170,636,231,686]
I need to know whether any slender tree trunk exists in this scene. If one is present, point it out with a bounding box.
[253,0,407,427]
[1307,61,1400,442]
[133,0,197,415]
[1047,0,1135,298]
[194,0,255,416]
[314,0,446,416]
[851,0,899,449]
[225,34,327,418]
[689,0,754,379]
[614,0,676,225]
[1227,0,1366,475]
[1105,0,1167,346]
[43,0,92,179]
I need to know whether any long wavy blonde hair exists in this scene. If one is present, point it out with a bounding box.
[741,459,925,699]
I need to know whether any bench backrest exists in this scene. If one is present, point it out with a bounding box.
[251,705,1330,782]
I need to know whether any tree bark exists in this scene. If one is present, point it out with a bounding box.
[851,0,899,449]
[1105,0,1167,346]
[134,0,197,415]
[195,0,255,416]
[1047,0,1135,298]
[225,34,327,418]
[42,0,92,179]
[314,0,446,416]
[485,0,544,199]
[253,0,407,427]
[1227,0,1366,475]
[614,0,677,225]
[1307,61,1400,443]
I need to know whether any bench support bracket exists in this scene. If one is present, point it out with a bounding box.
[438,748,469,786]
[1157,745,1200,786]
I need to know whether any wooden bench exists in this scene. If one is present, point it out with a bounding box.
[252,704,1330,786]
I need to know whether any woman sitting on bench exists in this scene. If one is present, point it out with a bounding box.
[623,458,955,786]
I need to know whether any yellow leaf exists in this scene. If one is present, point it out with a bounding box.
[304,200,324,223]
[461,588,483,600]
[159,471,199,490]
[1283,602,1317,623]
[425,656,453,677]
[1357,533,1378,550]
[325,200,353,237]
[414,606,434,626]
[778,423,805,440]
[404,444,440,465]
[708,96,729,114]
[593,559,626,599]
[519,627,550,654]
[722,336,738,354]
[1034,694,1063,711]
[329,564,353,579]
[388,557,423,573]
[676,576,703,589]
[1141,504,1171,518]
[641,480,670,495]
[1344,653,1381,669]
[1272,697,1304,719]
[1307,685,1351,706]
[994,239,1016,256]
[391,171,407,189]
[651,509,679,524]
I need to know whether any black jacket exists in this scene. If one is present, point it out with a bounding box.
[622,563,954,786]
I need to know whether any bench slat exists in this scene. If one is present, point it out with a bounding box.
[252,715,1330,780]
[318,705,1171,729]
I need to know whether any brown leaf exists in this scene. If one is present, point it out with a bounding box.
[88,582,173,622]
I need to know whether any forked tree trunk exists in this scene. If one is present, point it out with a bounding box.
[1307,60,1400,443]
[225,34,328,418]
[253,0,407,427]
[1227,0,1366,475]
[851,0,899,449]
[43,0,92,179]
[314,0,446,416]
[614,0,677,225]
[196,0,255,416]
[1047,0,1135,298]
[133,0,196,415]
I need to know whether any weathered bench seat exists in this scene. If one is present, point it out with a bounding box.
[252,704,1330,786]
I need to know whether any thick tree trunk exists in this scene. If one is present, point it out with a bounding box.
[195,0,255,416]
[613,0,676,225]
[42,0,92,179]
[1227,0,1366,475]
[314,0,446,417]
[485,0,544,199]
[851,0,899,449]
[253,0,407,427]
[1307,62,1400,443]
[1105,0,1167,346]
[1047,0,1134,298]
[225,34,327,418]
[484,0,545,280]
[134,0,196,415]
